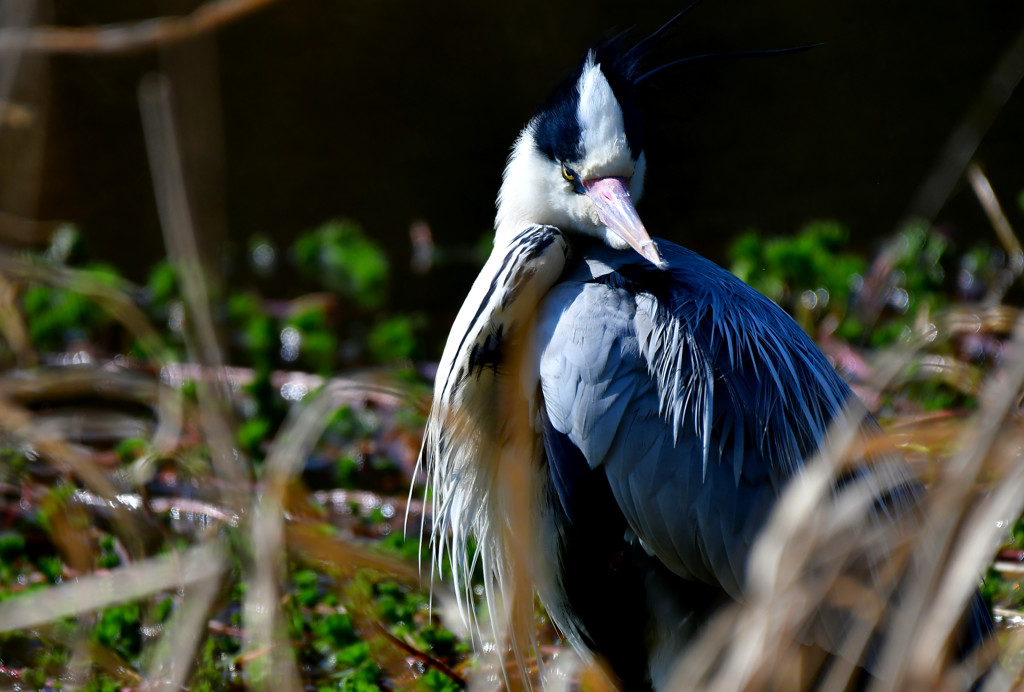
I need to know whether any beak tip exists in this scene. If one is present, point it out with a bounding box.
[634,239,667,268]
[646,246,666,269]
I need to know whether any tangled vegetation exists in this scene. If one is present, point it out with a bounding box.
[1,194,1024,690]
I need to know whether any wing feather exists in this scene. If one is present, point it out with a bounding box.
[534,241,915,600]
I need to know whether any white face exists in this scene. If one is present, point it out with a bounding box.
[495,53,647,250]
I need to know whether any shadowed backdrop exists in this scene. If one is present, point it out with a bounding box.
[3,0,1023,352]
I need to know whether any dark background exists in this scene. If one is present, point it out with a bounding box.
[3,0,1024,342]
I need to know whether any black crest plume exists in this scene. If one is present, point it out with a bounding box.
[603,0,821,90]
[532,3,818,163]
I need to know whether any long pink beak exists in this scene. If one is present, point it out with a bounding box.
[583,177,663,266]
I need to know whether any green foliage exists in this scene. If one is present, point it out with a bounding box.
[728,220,975,349]
[0,447,28,484]
[731,220,864,301]
[374,579,423,624]
[1010,517,1024,550]
[336,455,361,489]
[727,221,1006,414]
[283,567,410,692]
[97,534,121,569]
[293,568,332,608]
[319,611,358,647]
[284,306,339,375]
[154,595,174,622]
[37,555,63,583]
[327,406,371,440]
[237,417,272,457]
[115,437,150,463]
[0,529,35,590]
[418,623,459,658]
[865,222,949,347]
[379,531,424,563]
[146,259,180,307]
[84,674,123,692]
[912,379,960,412]
[368,314,425,362]
[0,530,26,560]
[21,263,122,352]
[94,601,142,661]
[36,483,77,535]
[729,221,866,336]
[16,217,426,484]
[228,292,275,366]
[340,657,382,692]
[421,667,462,692]
[293,220,389,309]
[191,635,242,691]
[0,215,457,692]
[980,566,1005,606]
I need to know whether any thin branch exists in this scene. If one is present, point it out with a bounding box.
[0,0,282,56]
[968,162,1023,272]
[374,621,467,689]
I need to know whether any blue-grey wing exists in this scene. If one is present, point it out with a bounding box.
[534,241,914,598]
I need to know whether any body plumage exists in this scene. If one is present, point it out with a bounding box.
[415,23,992,690]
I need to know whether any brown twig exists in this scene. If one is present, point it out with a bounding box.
[0,0,283,56]
[374,621,468,689]
[968,163,1022,263]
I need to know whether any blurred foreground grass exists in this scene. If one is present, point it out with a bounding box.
[0,221,471,691]
[2,193,1024,690]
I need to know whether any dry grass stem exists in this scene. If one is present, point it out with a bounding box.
[0,271,36,365]
[0,0,283,56]
[968,164,1023,269]
[0,1,35,125]
[139,72,249,500]
[0,389,122,500]
[0,255,186,454]
[244,377,417,690]
[285,522,419,582]
[143,562,225,692]
[0,538,225,632]
[138,69,306,690]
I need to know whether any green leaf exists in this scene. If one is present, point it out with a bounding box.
[291,221,389,309]
[367,315,423,362]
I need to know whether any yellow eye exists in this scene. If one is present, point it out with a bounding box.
[560,163,586,194]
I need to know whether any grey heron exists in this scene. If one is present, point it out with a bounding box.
[415,21,993,691]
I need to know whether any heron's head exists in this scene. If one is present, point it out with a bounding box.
[495,48,663,266]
